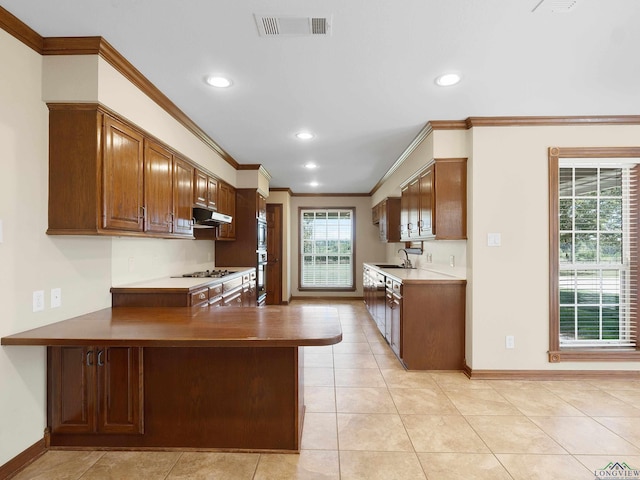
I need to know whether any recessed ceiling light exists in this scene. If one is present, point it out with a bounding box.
[205,76,232,88]
[435,73,461,87]
[309,181,319,187]
[304,162,317,169]
[296,131,314,140]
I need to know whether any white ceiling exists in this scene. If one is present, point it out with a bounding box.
[2,0,639,194]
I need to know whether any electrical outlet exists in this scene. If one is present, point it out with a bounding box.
[128,257,135,272]
[449,255,455,267]
[505,335,515,349]
[51,288,62,308]
[33,290,45,312]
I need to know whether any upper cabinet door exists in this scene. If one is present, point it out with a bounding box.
[418,165,433,237]
[207,176,218,210]
[173,157,194,236]
[193,169,208,208]
[102,116,145,232]
[144,140,174,234]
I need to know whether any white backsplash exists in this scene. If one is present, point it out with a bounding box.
[386,240,467,277]
[111,237,216,285]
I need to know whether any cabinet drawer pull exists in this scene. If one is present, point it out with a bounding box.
[86,350,94,366]
[97,350,104,367]
[199,292,206,300]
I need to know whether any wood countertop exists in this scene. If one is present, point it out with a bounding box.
[1,305,343,348]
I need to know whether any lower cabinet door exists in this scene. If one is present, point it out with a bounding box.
[49,346,144,435]
[49,346,96,434]
[390,296,402,358]
[98,346,144,434]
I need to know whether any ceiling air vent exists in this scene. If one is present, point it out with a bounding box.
[254,15,332,36]
[531,0,580,13]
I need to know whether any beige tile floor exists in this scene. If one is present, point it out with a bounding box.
[11,299,640,479]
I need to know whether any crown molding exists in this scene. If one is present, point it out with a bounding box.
[467,115,640,127]
[0,6,43,52]
[269,187,293,196]
[43,36,240,170]
[0,6,240,171]
[291,192,370,198]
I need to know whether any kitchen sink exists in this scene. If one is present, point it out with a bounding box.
[375,264,406,269]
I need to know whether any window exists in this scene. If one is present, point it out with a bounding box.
[549,147,640,362]
[299,208,355,291]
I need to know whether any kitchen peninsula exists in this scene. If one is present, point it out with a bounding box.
[1,304,342,452]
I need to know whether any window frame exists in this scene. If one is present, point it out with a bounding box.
[548,146,640,362]
[298,206,357,292]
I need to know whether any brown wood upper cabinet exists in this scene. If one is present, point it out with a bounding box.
[103,116,145,232]
[193,168,218,211]
[216,181,236,240]
[47,104,194,239]
[257,193,267,221]
[372,197,401,243]
[48,346,143,435]
[400,158,467,241]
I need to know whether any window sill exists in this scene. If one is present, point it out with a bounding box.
[549,348,640,362]
[298,287,356,292]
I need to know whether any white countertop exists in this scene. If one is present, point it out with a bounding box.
[111,267,254,291]
[364,263,466,283]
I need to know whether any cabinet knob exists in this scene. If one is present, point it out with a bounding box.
[199,293,206,299]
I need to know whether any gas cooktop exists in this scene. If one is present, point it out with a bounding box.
[177,270,232,278]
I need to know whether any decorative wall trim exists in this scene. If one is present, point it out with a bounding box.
[290,296,364,301]
[548,350,640,363]
[0,6,43,52]
[465,365,640,380]
[428,120,468,130]
[548,146,640,362]
[43,36,239,170]
[467,115,640,128]
[368,122,434,196]
[371,115,640,197]
[0,437,47,479]
[0,7,240,171]
[269,187,294,196]
[291,192,370,197]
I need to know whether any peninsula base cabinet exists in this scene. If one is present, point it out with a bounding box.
[401,283,465,370]
[47,346,304,451]
[48,346,144,435]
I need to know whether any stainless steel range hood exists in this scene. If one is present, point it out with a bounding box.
[192,207,232,228]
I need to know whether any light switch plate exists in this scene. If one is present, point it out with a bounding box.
[51,288,62,308]
[488,233,502,247]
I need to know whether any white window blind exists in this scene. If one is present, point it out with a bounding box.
[300,209,354,289]
[558,160,638,347]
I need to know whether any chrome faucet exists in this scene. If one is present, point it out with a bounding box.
[398,249,412,269]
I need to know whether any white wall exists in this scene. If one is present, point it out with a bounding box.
[468,124,640,371]
[0,31,238,465]
[0,31,114,465]
[290,196,385,297]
